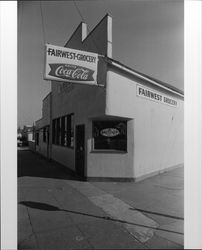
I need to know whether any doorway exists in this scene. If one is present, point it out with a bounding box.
[46,126,50,159]
[75,124,85,178]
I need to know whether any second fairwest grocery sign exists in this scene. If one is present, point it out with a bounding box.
[44,44,98,85]
[137,85,178,107]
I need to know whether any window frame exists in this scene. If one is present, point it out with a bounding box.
[52,113,74,148]
[92,120,127,152]
[36,131,39,146]
[43,127,46,142]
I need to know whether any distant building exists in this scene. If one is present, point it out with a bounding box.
[21,125,33,141]
[35,14,184,181]
[17,132,22,139]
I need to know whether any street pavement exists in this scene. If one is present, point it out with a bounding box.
[18,149,184,249]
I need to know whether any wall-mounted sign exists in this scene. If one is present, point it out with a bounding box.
[137,85,178,107]
[100,128,120,137]
[44,44,98,85]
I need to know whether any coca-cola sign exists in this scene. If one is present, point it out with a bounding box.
[49,64,94,81]
[44,44,98,85]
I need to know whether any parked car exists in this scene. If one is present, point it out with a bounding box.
[17,138,23,147]
[17,135,28,147]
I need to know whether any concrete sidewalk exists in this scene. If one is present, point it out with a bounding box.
[18,150,183,249]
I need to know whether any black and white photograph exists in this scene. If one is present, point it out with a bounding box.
[1,0,202,249]
[18,1,184,249]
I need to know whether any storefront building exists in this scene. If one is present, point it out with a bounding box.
[35,14,184,181]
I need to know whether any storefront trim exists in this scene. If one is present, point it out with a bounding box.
[90,150,128,154]
[86,177,135,182]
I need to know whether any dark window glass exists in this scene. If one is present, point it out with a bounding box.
[47,126,49,144]
[36,132,39,145]
[32,127,35,140]
[70,114,74,147]
[52,119,56,144]
[61,116,65,146]
[93,121,127,151]
[56,118,61,145]
[66,113,74,148]
[64,116,68,146]
[66,115,71,146]
[52,114,74,147]
[43,127,46,142]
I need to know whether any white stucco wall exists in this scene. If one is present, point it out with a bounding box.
[51,82,106,120]
[106,69,184,178]
[50,82,106,171]
[50,80,136,178]
[35,93,51,130]
[42,93,51,126]
[27,133,33,142]
[35,131,48,158]
[51,145,75,171]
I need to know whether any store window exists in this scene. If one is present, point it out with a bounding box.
[36,132,39,145]
[70,114,74,147]
[43,126,49,143]
[43,127,46,142]
[52,119,56,144]
[56,118,61,145]
[93,120,127,151]
[61,116,66,146]
[52,113,74,148]
[32,127,35,141]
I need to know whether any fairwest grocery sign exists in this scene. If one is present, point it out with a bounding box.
[137,85,178,107]
[44,44,98,85]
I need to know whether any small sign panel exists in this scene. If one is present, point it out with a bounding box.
[137,85,178,107]
[100,128,120,137]
[44,44,98,85]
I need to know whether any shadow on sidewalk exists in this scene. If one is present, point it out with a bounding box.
[19,201,184,236]
[18,150,83,181]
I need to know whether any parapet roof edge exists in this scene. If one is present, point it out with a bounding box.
[64,22,86,47]
[65,14,110,47]
[35,117,43,123]
[106,57,184,97]
[80,13,111,44]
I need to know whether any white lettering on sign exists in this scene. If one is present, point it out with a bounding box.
[55,65,89,80]
[100,128,120,137]
[137,85,178,107]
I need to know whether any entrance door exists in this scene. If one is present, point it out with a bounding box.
[75,125,85,178]
[46,126,50,158]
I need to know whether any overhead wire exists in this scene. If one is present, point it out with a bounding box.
[40,1,46,44]
[39,0,106,57]
[18,2,24,41]
[72,0,108,88]
[73,0,86,23]
[73,0,106,58]
[39,0,106,87]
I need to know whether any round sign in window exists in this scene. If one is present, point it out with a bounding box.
[100,128,120,137]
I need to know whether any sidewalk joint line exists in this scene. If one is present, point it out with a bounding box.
[20,201,184,236]
[130,207,184,220]
[50,190,95,249]
[25,205,40,249]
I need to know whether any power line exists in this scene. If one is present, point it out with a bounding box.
[19,2,24,40]
[40,1,46,43]
[73,0,104,57]
[73,0,86,23]
[72,0,108,88]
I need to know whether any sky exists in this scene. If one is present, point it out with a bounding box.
[18,0,184,128]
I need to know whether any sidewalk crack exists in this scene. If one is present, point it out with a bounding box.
[25,205,40,249]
